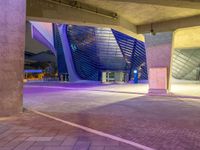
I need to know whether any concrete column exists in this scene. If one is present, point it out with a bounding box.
[144,32,173,94]
[0,0,26,116]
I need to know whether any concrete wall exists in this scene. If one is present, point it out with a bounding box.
[0,0,26,116]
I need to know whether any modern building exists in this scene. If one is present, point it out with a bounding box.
[30,21,147,83]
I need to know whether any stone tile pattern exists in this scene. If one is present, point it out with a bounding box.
[0,111,138,150]
[0,0,26,116]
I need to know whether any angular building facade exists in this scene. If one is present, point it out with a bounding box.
[30,21,148,82]
[172,48,200,81]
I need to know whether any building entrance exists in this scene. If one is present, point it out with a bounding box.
[102,71,127,83]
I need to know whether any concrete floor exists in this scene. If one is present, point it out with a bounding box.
[21,82,200,150]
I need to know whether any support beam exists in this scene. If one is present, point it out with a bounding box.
[0,0,26,116]
[107,0,200,9]
[145,32,173,95]
[26,0,143,41]
[137,15,200,34]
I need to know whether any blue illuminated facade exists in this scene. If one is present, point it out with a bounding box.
[112,29,147,80]
[66,25,148,81]
[31,21,148,82]
[53,25,68,77]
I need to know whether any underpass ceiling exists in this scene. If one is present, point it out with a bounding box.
[78,0,200,25]
[26,0,200,50]
[174,27,200,49]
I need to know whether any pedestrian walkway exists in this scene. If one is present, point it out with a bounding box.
[0,111,138,150]
[23,82,200,150]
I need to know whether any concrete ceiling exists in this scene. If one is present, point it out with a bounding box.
[78,0,200,25]
[27,0,200,37]
[106,0,200,10]
[174,26,200,49]
[27,0,200,46]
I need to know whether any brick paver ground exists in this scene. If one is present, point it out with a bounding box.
[23,82,200,150]
[0,111,139,150]
[1,82,200,150]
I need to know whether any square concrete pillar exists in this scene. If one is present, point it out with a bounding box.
[0,0,26,116]
[144,32,173,94]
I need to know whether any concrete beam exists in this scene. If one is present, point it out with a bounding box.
[137,15,200,34]
[27,0,143,40]
[107,0,200,9]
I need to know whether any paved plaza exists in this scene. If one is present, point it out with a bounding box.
[0,82,200,150]
[0,110,138,150]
